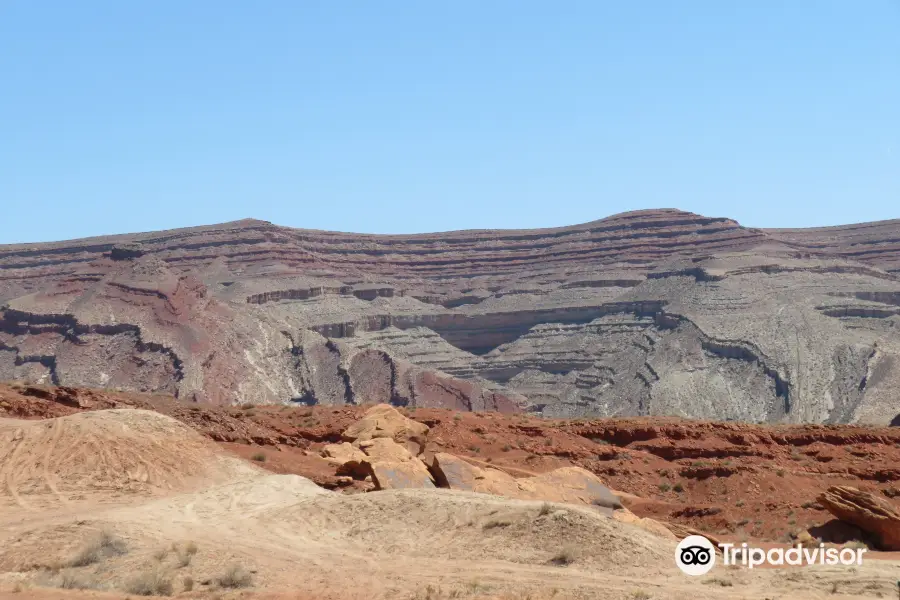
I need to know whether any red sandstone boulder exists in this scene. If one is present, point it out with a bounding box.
[364,460,436,490]
[520,467,623,510]
[612,509,676,540]
[430,453,521,497]
[321,442,369,477]
[342,404,429,445]
[358,437,416,463]
[817,486,900,550]
[429,454,623,511]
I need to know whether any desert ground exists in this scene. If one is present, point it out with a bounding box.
[2,386,899,599]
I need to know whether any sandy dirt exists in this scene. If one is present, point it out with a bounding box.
[2,407,899,600]
[4,382,900,543]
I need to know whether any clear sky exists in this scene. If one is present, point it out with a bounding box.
[1,1,898,243]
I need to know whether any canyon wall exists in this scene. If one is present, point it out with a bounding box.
[2,208,899,424]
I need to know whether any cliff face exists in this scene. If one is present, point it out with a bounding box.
[2,208,899,424]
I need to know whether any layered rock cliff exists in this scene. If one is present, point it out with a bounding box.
[2,209,899,424]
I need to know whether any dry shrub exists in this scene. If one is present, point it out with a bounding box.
[549,545,579,566]
[56,570,100,590]
[174,540,198,567]
[218,563,252,588]
[482,518,511,530]
[67,529,126,567]
[125,567,174,596]
[702,577,734,587]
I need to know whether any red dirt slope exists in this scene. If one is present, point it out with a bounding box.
[2,382,899,544]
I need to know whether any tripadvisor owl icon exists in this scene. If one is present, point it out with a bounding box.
[675,535,716,576]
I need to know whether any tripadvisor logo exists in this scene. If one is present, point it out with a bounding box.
[676,535,716,576]
[675,535,867,576]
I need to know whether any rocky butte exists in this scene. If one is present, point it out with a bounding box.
[1,208,899,425]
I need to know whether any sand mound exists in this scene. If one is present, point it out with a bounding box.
[0,409,257,507]
[282,488,672,571]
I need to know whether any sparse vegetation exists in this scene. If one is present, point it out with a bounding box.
[776,469,786,477]
[702,577,734,587]
[629,590,651,599]
[152,547,168,561]
[482,518,512,530]
[549,545,579,566]
[174,540,198,567]
[501,444,512,452]
[67,529,127,567]
[125,567,174,596]
[673,482,684,493]
[658,482,671,492]
[251,452,267,462]
[414,583,491,600]
[57,571,99,590]
[538,502,553,516]
[218,563,253,588]
[183,575,194,592]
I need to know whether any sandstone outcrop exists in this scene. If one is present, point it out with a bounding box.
[365,460,436,490]
[429,454,622,511]
[358,437,418,462]
[322,407,436,489]
[518,467,623,510]
[817,486,900,550]
[612,510,676,540]
[429,452,522,497]
[342,404,429,445]
[321,442,369,477]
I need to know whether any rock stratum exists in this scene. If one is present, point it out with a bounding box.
[1,208,899,424]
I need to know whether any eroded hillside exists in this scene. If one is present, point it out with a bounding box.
[2,209,899,424]
[3,382,899,545]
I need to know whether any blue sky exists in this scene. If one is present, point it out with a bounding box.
[1,1,898,243]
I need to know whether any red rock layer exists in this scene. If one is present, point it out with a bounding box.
[3,382,899,545]
[0,210,768,294]
[765,219,900,273]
